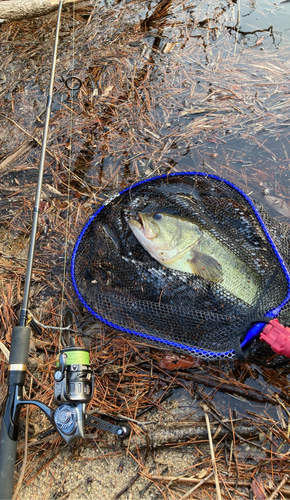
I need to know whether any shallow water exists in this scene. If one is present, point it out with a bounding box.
[0,1,289,208]
[239,0,290,48]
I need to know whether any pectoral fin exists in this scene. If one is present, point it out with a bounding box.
[188,249,223,283]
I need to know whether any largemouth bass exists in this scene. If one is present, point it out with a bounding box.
[128,212,261,303]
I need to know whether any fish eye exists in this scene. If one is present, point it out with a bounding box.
[153,213,162,220]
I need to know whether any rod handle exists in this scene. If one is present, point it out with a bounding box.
[8,326,31,385]
[0,419,18,499]
[0,326,31,499]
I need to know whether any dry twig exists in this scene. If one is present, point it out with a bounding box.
[202,405,222,500]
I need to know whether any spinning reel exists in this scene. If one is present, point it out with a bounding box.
[53,347,94,444]
[3,332,131,446]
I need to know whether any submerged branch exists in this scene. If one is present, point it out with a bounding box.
[0,0,90,22]
[86,419,270,450]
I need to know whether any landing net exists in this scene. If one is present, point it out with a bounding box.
[71,172,290,360]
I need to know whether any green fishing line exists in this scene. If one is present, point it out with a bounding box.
[57,349,89,366]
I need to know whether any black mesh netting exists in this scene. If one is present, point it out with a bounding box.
[71,173,290,361]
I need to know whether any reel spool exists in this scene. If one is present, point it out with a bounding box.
[54,347,93,404]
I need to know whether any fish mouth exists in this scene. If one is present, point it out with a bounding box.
[138,214,144,227]
[128,213,157,239]
[128,215,143,232]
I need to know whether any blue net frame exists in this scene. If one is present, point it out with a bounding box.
[71,172,290,359]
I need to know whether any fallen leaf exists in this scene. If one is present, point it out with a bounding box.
[158,354,202,371]
[44,184,63,196]
[101,85,114,97]
[197,469,208,479]
[162,42,175,53]
[252,476,266,500]
[255,37,265,46]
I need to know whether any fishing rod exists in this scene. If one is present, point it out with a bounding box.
[0,3,130,497]
[0,2,64,497]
